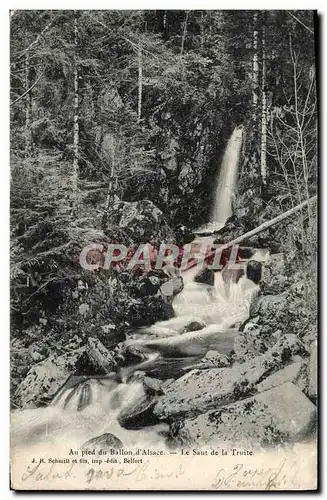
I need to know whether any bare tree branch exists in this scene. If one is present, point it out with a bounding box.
[286,11,314,34]
[10,72,43,106]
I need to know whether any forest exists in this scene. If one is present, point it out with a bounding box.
[10,9,317,450]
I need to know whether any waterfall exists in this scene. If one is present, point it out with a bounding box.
[11,124,261,457]
[211,125,243,225]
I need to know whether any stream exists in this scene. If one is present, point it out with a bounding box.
[11,125,265,454]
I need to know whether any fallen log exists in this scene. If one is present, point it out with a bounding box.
[185,195,317,271]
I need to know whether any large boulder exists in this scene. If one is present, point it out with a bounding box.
[107,199,174,244]
[118,393,160,429]
[256,361,304,393]
[246,260,262,284]
[171,383,316,448]
[154,335,308,420]
[235,281,314,363]
[15,347,86,408]
[261,253,289,294]
[160,277,184,298]
[194,268,215,286]
[82,433,123,451]
[84,337,117,374]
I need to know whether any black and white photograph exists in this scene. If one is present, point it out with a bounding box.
[9,9,318,490]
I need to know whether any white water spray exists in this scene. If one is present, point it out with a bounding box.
[211,125,243,225]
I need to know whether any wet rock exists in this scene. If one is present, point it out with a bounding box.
[15,347,86,408]
[82,433,123,451]
[118,394,160,429]
[137,357,201,380]
[160,276,184,299]
[137,316,206,339]
[128,295,174,327]
[246,260,262,284]
[117,344,147,366]
[142,376,165,396]
[142,325,238,358]
[308,341,317,402]
[86,337,117,374]
[154,335,308,420]
[257,362,304,392]
[172,383,316,447]
[194,268,215,286]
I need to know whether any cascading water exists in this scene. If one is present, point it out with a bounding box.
[11,125,262,456]
[211,125,243,225]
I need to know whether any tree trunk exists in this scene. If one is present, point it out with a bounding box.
[221,196,317,250]
[180,11,189,56]
[260,25,267,185]
[106,147,115,212]
[252,12,259,111]
[200,11,204,52]
[72,11,79,207]
[137,43,142,123]
[163,10,167,29]
[186,195,317,270]
[24,51,33,159]
[102,134,116,229]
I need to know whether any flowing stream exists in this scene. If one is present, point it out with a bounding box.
[11,125,263,454]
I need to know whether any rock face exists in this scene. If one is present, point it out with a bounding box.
[82,433,123,451]
[256,361,304,393]
[194,268,215,286]
[108,199,174,244]
[15,348,86,408]
[235,285,312,362]
[172,383,316,448]
[154,335,308,420]
[118,394,160,429]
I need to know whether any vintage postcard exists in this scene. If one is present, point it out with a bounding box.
[10,9,318,490]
